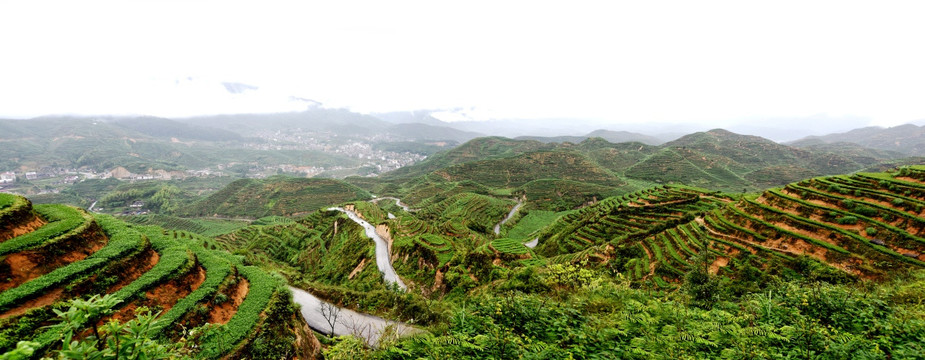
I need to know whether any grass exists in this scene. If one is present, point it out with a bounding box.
[125,214,250,237]
[505,210,562,241]
[0,193,16,210]
[0,205,93,256]
[491,238,530,255]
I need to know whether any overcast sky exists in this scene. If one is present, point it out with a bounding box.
[1,0,924,127]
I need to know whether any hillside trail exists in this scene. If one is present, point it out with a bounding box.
[494,201,523,235]
[328,207,407,290]
[289,286,418,347]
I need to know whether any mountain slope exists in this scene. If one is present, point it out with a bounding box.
[624,129,888,192]
[0,193,317,358]
[791,124,925,155]
[182,176,372,218]
[515,129,662,145]
[381,137,552,180]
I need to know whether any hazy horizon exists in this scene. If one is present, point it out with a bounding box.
[2,0,924,133]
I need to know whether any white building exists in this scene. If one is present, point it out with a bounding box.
[0,172,15,184]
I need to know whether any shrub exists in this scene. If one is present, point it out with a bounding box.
[836,216,858,225]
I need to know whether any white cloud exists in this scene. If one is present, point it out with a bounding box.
[1,0,923,126]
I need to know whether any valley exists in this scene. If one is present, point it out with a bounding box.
[1,117,925,359]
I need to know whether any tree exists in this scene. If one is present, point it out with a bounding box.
[319,301,342,336]
[684,243,720,308]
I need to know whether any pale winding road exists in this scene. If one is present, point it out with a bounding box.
[494,201,523,235]
[370,196,414,212]
[289,286,417,346]
[289,206,414,345]
[327,207,407,290]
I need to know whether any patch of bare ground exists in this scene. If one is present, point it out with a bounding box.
[744,220,864,276]
[709,257,729,275]
[784,189,914,229]
[741,204,845,250]
[0,288,64,319]
[639,242,658,280]
[700,194,733,203]
[809,186,925,217]
[0,243,155,320]
[348,258,368,279]
[432,268,445,294]
[763,196,866,232]
[704,213,856,275]
[1,216,46,242]
[110,265,206,322]
[106,249,159,293]
[896,176,925,185]
[208,278,249,325]
[698,219,758,256]
[0,233,107,292]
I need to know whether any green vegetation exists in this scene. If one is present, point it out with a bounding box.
[182,176,371,218]
[5,125,925,359]
[198,267,282,359]
[505,210,561,240]
[125,214,249,237]
[490,238,530,255]
[0,208,311,358]
[0,193,15,210]
[0,205,93,256]
[354,271,925,359]
[0,215,146,313]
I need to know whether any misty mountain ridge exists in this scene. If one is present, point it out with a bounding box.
[791,123,925,155]
[515,129,662,145]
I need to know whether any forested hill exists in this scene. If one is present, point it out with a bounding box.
[375,129,905,196]
[180,176,372,218]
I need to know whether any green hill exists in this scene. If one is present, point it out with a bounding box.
[623,129,893,192]
[182,176,372,218]
[434,150,624,188]
[382,137,551,180]
[515,129,662,145]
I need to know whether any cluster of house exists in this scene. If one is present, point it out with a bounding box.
[0,169,86,185]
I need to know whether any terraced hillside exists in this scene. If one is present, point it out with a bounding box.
[0,193,317,359]
[703,167,925,280]
[361,132,903,218]
[147,165,925,359]
[536,185,727,257]
[528,168,925,291]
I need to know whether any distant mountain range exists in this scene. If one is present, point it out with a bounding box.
[375,128,909,203]
[790,124,925,155]
[515,129,663,145]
